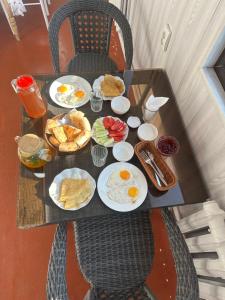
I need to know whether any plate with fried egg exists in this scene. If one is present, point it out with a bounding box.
[49,75,92,108]
[97,162,148,212]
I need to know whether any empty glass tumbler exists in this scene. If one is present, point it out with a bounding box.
[90,93,103,112]
[91,145,108,167]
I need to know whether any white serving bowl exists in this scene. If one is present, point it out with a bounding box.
[111,96,130,115]
[112,141,134,162]
[137,123,158,141]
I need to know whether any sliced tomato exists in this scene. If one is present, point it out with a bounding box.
[113,135,124,142]
[116,123,126,132]
[103,117,111,129]
[109,131,125,138]
[108,117,115,127]
[111,120,123,131]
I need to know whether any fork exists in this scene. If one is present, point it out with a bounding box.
[140,151,167,186]
[146,150,165,180]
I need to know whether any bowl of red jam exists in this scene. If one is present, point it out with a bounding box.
[156,135,180,157]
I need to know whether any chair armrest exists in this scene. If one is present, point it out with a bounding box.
[161,208,199,300]
[46,222,69,300]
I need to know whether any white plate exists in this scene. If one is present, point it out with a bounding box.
[92,116,129,147]
[49,75,92,108]
[92,75,125,100]
[49,168,96,211]
[112,141,134,162]
[97,162,148,212]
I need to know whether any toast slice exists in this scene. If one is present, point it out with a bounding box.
[52,126,67,143]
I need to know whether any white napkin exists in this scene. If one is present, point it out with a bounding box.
[8,0,26,16]
[145,95,169,111]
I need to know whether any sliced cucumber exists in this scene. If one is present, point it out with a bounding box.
[104,138,114,147]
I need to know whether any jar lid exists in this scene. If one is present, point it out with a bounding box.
[16,75,34,89]
[18,134,42,154]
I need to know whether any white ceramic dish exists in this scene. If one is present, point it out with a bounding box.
[92,116,129,147]
[111,96,130,115]
[97,162,148,212]
[49,168,96,211]
[49,75,92,108]
[112,141,134,162]
[92,75,125,100]
[137,123,158,141]
[127,116,141,128]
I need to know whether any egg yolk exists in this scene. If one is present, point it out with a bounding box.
[57,85,68,93]
[128,186,139,198]
[74,90,85,98]
[119,170,131,180]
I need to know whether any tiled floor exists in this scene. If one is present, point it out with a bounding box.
[0,1,176,299]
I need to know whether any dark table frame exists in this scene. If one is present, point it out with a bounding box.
[17,69,208,228]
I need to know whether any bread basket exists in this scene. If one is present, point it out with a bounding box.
[134,141,176,191]
[44,113,91,154]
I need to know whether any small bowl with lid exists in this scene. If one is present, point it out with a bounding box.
[111,96,130,115]
[112,141,134,162]
[137,123,158,141]
[127,116,141,128]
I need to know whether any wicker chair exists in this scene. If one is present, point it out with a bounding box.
[48,0,133,74]
[46,209,199,300]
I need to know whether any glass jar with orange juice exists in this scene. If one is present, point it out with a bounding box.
[11,75,46,118]
[15,134,52,169]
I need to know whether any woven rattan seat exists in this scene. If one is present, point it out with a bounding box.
[46,209,199,299]
[48,0,133,73]
[74,212,153,292]
[68,52,117,73]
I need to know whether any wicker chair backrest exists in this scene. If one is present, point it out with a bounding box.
[70,10,112,55]
[49,0,133,73]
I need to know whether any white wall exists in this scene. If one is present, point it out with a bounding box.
[111,0,225,211]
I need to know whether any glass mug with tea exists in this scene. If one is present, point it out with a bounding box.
[11,75,46,118]
[15,134,53,169]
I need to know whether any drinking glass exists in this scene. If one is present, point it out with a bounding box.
[90,92,103,112]
[142,107,158,122]
[91,145,108,167]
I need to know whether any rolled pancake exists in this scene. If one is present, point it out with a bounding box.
[59,178,92,209]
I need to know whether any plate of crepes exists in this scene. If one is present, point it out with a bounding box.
[49,75,92,108]
[49,168,96,210]
[97,162,148,212]
[45,110,91,152]
[93,74,125,100]
[92,116,129,147]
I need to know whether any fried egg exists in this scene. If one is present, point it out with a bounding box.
[107,185,139,204]
[57,84,74,95]
[56,84,76,104]
[70,89,86,103]
[107,169,134,187]
[74,89,85,99]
